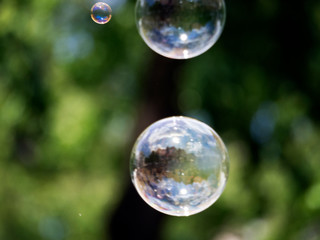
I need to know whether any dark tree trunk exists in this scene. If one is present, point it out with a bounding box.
[108,54,185,240]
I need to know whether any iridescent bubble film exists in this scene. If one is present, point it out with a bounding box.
[91,2,112,24]
[130,116,229,216]
[135,0,226,59]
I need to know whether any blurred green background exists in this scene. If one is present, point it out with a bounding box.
[1,0,320,239]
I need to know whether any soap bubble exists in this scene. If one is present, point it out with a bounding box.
[130,116,229,216]
[135,0,226,59]
[91,2,112,24]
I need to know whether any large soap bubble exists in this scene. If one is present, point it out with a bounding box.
[130,116,229,216]
[135,0,226,59]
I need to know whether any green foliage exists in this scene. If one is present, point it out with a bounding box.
[1,0,320,239]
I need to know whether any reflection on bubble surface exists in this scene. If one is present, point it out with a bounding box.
[130,116,229,216]
[135,0,226,59]
[91,2,112,24]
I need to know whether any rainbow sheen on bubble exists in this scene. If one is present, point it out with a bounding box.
[135,0,226,59]
[91,2,112,24]
[130,116,229,216]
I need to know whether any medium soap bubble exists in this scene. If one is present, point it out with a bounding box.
[130,116,229,216]
[135,0,226,59]
[91,2,112,24]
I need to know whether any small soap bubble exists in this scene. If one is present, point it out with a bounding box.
[91,2,112,24]
[130,116,229,216]
[135,0,226,59]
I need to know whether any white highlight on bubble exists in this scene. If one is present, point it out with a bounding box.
[180,188,187,195]
[180,33,188,41]
[172,136,180,144]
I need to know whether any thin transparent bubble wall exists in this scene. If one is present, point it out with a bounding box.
[135,0,226,59]
[130,116,229,216]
